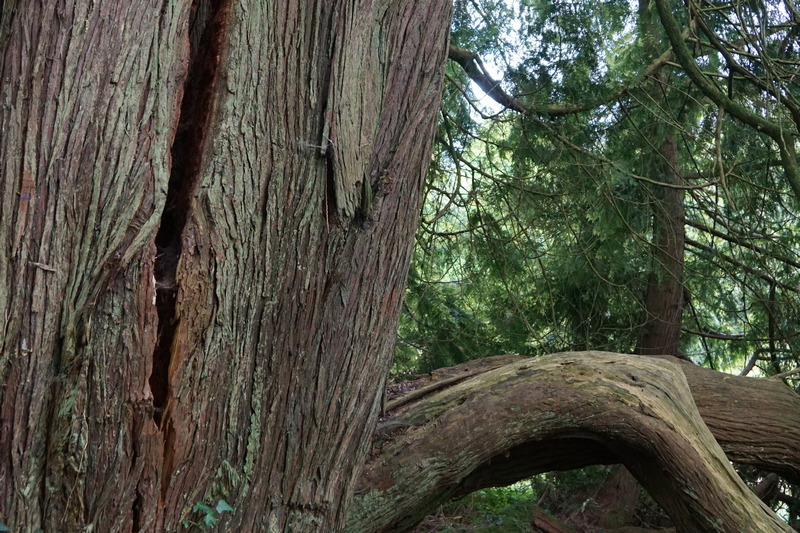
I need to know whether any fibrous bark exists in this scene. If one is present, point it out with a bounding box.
[0,1,452,531]
[634,0,686,358]
[675,356,800,485]
[0,3,190,530]
[635,135,685,357]
[347,352,797,532]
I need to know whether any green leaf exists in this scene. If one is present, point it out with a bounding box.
[192,502,214,515]
[216,499,234,514]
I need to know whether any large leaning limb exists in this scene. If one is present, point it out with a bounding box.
[668,356,800,485]
[380,353,800,484]
[346,352,794,532]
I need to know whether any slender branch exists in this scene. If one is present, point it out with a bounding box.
[684,217,800,270]
[740,348,794,376]
[692,7,800,128]
[685,237,800,293]
[772,367,800,379]
[448,38,680,118]
[447,46,526,113]
[447,46,717,192]
[740,348,765,377]
[682,327,747,340]
[653,0,800,201]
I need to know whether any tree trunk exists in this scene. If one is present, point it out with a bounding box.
[529,465,641,531]
[530,506,578,533]
[674,356,800,484]
[0,1,452,531]
[636,135,685,356]
[347,352,797,532]
[594,465,641,528]
[635,0,685,357]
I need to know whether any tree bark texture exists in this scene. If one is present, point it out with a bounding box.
[0,1,452,531]
[347,352,797,532]
[529,465,641,532]
[593,465,641,528]
[0,2,190,530]
[673,356,800,485]
[636,135,685,357]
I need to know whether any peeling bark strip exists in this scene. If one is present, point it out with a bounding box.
[319,3,388,219]
[348,352,796,532]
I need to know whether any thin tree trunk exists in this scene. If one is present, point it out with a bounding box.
[594,466,641,528]
[635,0,686,357]
[636,135,685,356]
[0,1,452,531]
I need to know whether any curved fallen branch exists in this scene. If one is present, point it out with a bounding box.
[346,352,796,532]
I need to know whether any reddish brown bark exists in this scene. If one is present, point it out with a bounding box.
[594,466,641,528]
[531,507,577,533]
[673,356,800,484]
[0,3,190,530]
[348,352,798,532]
[636,135,685,357]
[0,1,452,531]
[156,2,452,530]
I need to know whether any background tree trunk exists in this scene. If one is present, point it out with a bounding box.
[347,352,798,532]
[635,0,686,357]
[636,135,685,356]
[0,1,452,531]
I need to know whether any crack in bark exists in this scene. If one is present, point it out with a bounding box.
[150,0,231,504]
[151,0,229,421]
[317,4,339,226]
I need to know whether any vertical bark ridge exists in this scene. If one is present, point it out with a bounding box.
[0,2,191,530]
[153,1,453,530]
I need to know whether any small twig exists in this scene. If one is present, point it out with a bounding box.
[29,261,57,272]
